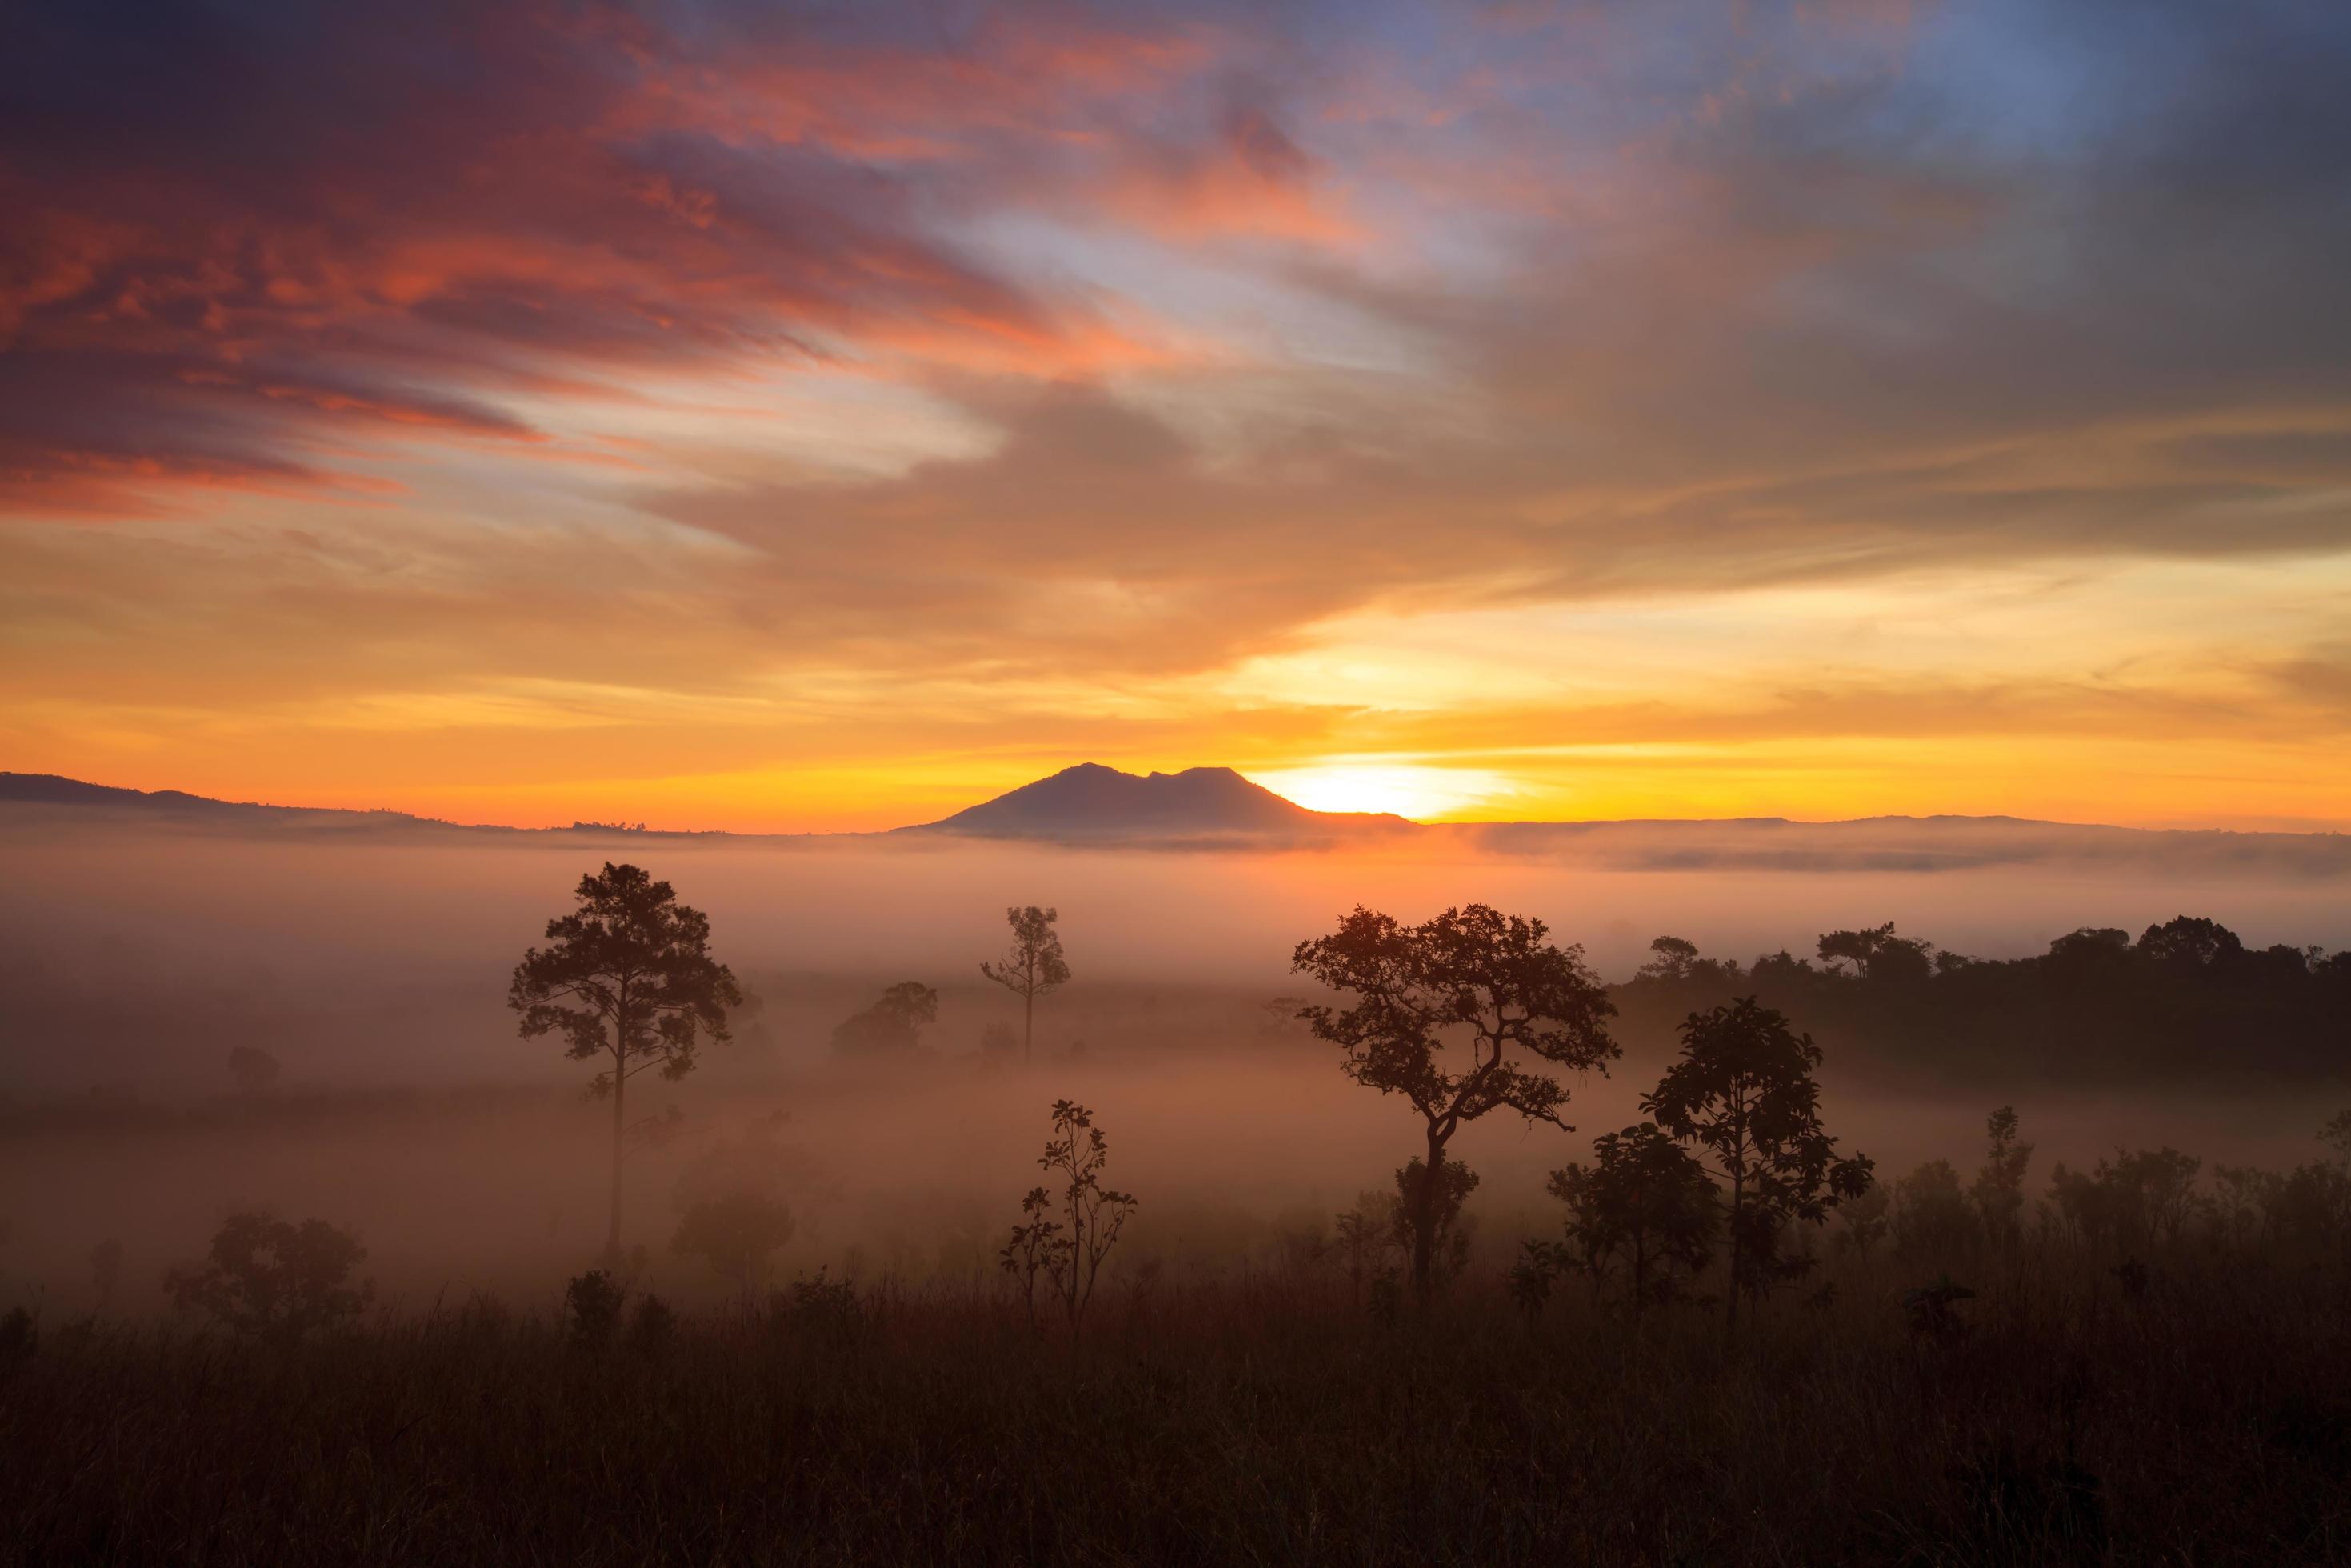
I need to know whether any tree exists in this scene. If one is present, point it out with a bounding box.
[831,981,939,1057]
[226,1046,280,1094]
[1891,1159,1977,1261]
[1969,1105,2033,1247]
[2097,1146,2203,1250]
[1644,998,1873,1337]
[1640,936,1701,983]
[671,1193,795,1302]
[2321,1108,2351,1167]
[1331,1189,1399,1307]
[1816,922,1933,982]
[1293,904,1618,1304]
[1547,1122,1717,1318]
[1000,1100,1136,1335]
[1389,1154,1480,1290]
[980,906,1070,1065]
[2137,914,2244,970]
[509,863,742,1260]
[163,1212,373,1344]
[999,1186,1062,1329]
[1835,1184,1891,1259]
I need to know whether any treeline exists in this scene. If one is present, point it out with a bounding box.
[1613,914,2351,1081]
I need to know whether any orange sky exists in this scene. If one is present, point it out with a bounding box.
[5,2,2349,833]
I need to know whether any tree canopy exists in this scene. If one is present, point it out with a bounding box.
[1293,903,1618,1299]
[1645,998,1872,1333]
[981,906,1070,1063]
[509,862,740,1258]
[1613,914,2351,1086]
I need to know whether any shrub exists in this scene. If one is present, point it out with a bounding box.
[162,1214,372,1344]
[565,1270,626,1351]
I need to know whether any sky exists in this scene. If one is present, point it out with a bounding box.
[4,0,2349,832]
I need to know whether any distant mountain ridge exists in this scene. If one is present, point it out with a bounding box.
[5,769,2346,877]
[898,762,1410,840]
[0,773,272,813]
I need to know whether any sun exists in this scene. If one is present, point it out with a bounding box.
[1249,762,1507,822]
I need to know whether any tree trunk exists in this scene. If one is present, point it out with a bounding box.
[1413,1131,1443,1307]
[606,1041,626,1264]
[1023,986,1034,1066]
[1632,1229,1648,1326]
[1725,1165,1743,1342]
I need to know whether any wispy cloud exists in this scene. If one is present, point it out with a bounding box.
[3,0,2349,828]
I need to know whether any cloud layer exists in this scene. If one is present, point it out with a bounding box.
[4,0,2349,827]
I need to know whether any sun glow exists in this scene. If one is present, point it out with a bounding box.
[1249,762,1509,822]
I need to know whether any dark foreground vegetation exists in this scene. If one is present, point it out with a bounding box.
[3,1248,2349,1566]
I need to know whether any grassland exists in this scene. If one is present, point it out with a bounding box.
[4,1246,2347,1566]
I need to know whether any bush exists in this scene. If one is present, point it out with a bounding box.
[564,1270,625,1351]
[162,1214,372,1344]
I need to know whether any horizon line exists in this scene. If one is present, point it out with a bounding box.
[5,766,2348,842]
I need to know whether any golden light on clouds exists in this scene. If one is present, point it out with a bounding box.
[4,2,2349,831]
[1246,762,1513,822]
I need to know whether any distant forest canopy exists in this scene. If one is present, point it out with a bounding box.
[1611,916,2351,1084]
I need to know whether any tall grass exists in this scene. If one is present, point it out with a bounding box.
[4,1250,2346,1565]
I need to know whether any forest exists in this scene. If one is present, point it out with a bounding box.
[1612,914,2351,1084]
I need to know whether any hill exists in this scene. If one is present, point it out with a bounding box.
[898,762,1410,842]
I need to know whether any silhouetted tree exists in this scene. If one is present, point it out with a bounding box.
[163,1212,373,1344]
[981,906,1070,1065]
[1293,904,1618,1305]
[1749,950,1816,985]
[1970,1105,2033,1247]
[1817,922,1932,982]
[2209,1164,2277,1250]
[1389,1154,1480,1290]
[831,981,939,1057]
[671,1193,795,1302]
[1038,1100,1135,1335]
[1835,1183,1891,1259]
[1548,1122,1717,1318]
[509,863,741,1260]
[1892,1159,1976,1261]
[2321,1109,2351,1167]
[1002,1100,1136,1335]
[1641,936,1701,982]
[2046,926,2132,973]
[1644,998,1873,1337]
[2267,1157,2351,1256]
[2137,914,2244,970]
[1332,1189,1399,1307]
[566,1270,626,1351]
[999,1186,1062,1329]
[226,1046,279,1094]
[2106,1147,2203,1249]
[2045,1146,2202,1252]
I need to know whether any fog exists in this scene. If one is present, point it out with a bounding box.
[3,807,2348,1315]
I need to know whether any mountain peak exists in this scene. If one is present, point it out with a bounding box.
[901,762,1402,841]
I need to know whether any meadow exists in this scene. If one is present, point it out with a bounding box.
[4,1238,2347,1565]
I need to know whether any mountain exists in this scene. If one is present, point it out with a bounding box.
[900,762,1410,841]
[0,773,735,840]
[0,773,297,818]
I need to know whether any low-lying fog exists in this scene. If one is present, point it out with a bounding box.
[3,809,2347,1314]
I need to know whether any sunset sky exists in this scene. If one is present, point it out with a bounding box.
[6,0,2349,831]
